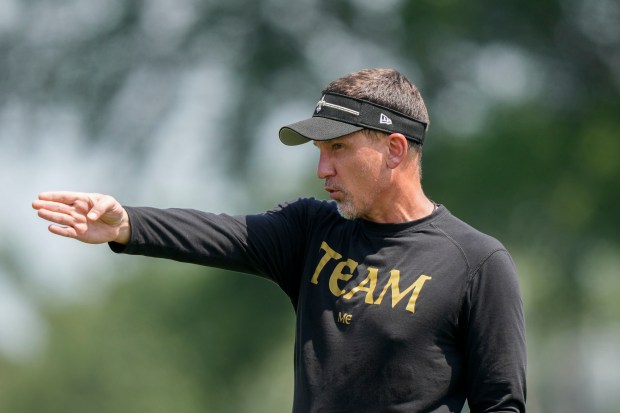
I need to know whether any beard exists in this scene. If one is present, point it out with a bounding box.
[332,185,371,221]
[336,197,360,220]
[325,181,362,220]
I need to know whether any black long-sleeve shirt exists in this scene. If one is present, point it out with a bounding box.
[111,198,526,413]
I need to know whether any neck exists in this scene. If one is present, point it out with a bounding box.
[363,171,435,224]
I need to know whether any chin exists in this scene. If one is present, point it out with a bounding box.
[336,201,361,220]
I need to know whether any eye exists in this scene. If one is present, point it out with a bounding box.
[331,142,344,151]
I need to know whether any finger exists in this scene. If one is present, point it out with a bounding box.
[32,199,76,214]
[33,201,89,226]
[32,199,45,210]
[48,224,78,239]
[38,191,89,205]
[37,208,86,228]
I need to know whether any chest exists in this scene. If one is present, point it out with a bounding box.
[301,238,469,338]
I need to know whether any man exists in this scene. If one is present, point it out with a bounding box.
[33,68,526,412]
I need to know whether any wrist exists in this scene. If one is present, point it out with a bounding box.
[114,210,131,245]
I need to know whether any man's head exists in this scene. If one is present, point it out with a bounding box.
[279,69,432,222]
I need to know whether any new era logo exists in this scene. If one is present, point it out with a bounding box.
[379,113,392,125]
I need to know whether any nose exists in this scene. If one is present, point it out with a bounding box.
[316,150,335,179]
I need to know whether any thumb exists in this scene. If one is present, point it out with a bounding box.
[85,194,115,221]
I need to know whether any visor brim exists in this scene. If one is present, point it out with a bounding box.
[279,117,363,146]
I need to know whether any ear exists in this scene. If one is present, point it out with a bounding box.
[385,133,408,169]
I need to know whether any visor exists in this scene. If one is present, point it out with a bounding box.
[279,93,427,146]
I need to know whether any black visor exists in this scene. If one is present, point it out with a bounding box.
[279,93,427,146]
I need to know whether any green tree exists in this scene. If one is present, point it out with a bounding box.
[1,0,619,411]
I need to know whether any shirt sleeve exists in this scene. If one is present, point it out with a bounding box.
[462,249,527,413]
[109,200,310,300]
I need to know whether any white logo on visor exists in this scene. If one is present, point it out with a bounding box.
[315,95,326,113]
[314,95,360,116]
[379,113,392,125]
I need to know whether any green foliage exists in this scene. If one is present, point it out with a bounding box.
[2,0,619,411]
[0,262,294,413]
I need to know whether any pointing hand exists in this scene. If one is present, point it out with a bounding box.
[32,192,131,245]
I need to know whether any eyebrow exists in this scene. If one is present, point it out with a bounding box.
[312,138,342,148]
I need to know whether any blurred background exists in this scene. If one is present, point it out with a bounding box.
[1,0,619,412]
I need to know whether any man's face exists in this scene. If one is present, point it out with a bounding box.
[314,132,388,220]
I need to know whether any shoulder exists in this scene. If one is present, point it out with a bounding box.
[431,207,510,273]
[267,197,339,219]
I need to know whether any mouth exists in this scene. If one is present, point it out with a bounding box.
[324,185,343,200]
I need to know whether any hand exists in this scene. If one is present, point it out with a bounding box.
[32,192,131,244]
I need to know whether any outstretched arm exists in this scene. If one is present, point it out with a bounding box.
[32,191,131,245]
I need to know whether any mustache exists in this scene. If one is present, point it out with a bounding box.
[324,180,346,192]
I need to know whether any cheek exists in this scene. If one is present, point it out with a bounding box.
[358,156,384,184]
[346,160,384,202]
